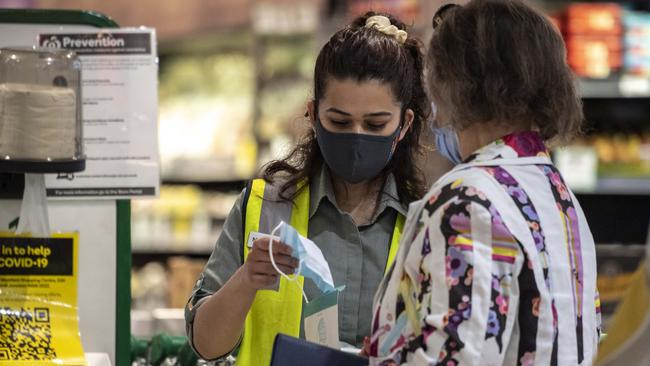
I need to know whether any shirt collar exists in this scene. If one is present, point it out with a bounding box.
[463,130,550,164]
[309,164,407,221]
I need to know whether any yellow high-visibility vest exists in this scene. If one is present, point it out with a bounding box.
[235,178,404,366]
[596,261,650,366]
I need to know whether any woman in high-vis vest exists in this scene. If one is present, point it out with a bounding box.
[184,11,431,366]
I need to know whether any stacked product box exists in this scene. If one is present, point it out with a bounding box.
[623,10,650,76]
[565,3,623,78]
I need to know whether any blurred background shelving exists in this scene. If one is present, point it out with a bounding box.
[537,0,650,330]
[142,0,650,337]
[6,0,647,338]
[138,0,650,335]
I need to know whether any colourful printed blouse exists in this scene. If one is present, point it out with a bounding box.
[370,131,601,366]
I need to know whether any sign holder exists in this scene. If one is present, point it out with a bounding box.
[0,9,131,366]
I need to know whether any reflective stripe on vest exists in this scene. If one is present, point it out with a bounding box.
[237,178,404,366]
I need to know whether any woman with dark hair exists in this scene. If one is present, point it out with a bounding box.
[185,11,430,365]
[369,1,599,365]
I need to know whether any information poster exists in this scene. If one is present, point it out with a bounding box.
[37,29,160,199]
[0,233,85,366]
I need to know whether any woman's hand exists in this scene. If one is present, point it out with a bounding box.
[192,237,299,358]
[359,336,371,357]
[240,237,299,290]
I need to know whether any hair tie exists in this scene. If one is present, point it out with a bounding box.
[365,15,408,44]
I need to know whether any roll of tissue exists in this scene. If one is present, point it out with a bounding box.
[0,83,77,160]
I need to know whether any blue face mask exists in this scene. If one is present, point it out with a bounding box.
[432,126,462,165]
[430,102,462,165]
[269,221,337,299]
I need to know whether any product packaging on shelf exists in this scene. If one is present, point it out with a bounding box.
[564,3,623,78]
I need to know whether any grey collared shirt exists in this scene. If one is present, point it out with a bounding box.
[185,165,406,352]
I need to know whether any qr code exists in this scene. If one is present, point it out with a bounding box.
[0,307,56,361]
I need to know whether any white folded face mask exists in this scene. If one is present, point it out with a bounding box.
[269,221,336,302]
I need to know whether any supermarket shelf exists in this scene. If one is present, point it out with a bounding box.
[574,177,650,195]
[131,309,185,338]
[161,179,247,193]
[131,247,212,267]
[132,247,213,256]
[162,158,252,184]
[579,76,650,99]
[597,243,646,257]
[132,239,214,256]
[259,73,311,87]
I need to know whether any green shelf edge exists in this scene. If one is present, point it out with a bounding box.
[116,200,131,366]
[0,8,118,28]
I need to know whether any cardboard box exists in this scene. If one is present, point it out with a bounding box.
[167,257,206,309]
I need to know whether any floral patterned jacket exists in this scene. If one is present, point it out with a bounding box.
[370,132,600,366]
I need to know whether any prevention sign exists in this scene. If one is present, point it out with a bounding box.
[37,29,160,199]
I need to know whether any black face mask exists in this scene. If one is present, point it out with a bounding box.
[314,118,401,184]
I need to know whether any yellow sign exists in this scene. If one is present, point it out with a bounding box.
[0,232,85,366]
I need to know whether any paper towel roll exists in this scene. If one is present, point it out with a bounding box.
[0,83,77,160]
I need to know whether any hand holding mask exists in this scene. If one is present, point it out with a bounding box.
[269,221,337,302]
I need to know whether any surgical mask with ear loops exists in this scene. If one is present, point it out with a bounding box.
[430,101,462,165]
[268,221,337,302]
